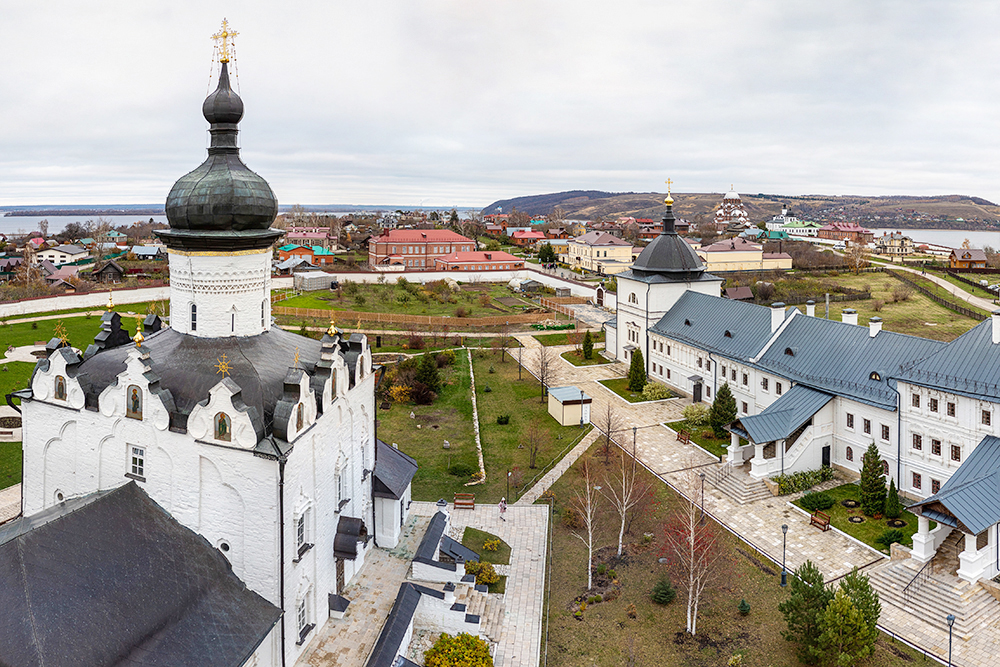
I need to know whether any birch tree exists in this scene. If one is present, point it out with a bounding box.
[536,346,555,402]
[594,401,622,465]
[661,472,723,634]
[601,438,644,557]
[570,458,601,591]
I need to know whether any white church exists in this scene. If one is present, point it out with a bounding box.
[608,193,1000,587]
[0,47,416,667]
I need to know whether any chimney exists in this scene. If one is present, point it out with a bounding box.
[869,316,882,337]
[842,308,858,326]
[806,300,815,317]
[771,302,785,332]
[993,310,1000,344]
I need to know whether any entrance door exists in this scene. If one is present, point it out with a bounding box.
[336,557,345,593]
[821,445,831,468]
[692,382,702,404]
[596,286,604,306]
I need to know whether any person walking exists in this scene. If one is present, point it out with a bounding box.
[499,497,507,522]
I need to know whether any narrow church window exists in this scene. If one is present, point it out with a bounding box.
[297,514,306,549]
[261,300,266,328]
[231,312,235,332]
[215,412,231,441]
[130,446,145,478]
[54,375,66,400]
[126,385,143,420]
[191,303,197,331]
[297,596,309,637]
[846,446,853,461]
[296,403,304,431]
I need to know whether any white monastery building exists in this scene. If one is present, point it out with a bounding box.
[1,47,415,667]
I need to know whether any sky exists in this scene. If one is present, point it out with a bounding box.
[2,1,1000,208]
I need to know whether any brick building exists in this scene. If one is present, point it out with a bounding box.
[368,229,475,270]
[434,250,525,271]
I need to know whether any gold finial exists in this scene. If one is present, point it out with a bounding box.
[54,321,68,345]
[212,18,239,64]
[664,178,674,206]
[327,317,339,337]
[215,353,232,377]
[293,346,300,369]
[133,330,144,347]
[106,288,114,312]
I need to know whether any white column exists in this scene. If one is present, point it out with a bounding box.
[958,531,989,583]
[727,432,741,463]
[910,516,935,563]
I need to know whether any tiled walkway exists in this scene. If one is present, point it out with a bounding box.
[0,483,20,524]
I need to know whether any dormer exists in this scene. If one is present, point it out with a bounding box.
[273,368,317,443]
[30,345,85,410]
[186,377,264,448]
[97,345,176,431]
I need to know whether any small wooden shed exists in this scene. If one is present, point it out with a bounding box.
[548,385,592,426]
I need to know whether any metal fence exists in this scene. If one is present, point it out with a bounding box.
[273,306,552,327]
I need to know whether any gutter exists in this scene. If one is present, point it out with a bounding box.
[644,281,651,375]
[887,378,902,487]
[277,449,288,667]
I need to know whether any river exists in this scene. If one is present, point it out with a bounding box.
[0,215,168,237]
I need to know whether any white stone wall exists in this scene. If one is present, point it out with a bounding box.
[168,249,272,337]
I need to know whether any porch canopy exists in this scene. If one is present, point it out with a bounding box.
[727,384,833,444]
[909,435,1000,535]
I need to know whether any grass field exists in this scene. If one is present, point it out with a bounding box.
[533,330,605,347]
[462,527,511,565]
[792,483,924,553]
[665,420,738,459]
[0,441,21,490]
[597,378,675,403]
[560,349,611,367]
[937,271,1000,300]
[543,445,926,667]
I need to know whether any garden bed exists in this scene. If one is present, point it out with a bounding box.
[462,527,511,565]
[599,378,676,404]
[533,330,605,347]
[560,350,611,367]
[664,420,736,459]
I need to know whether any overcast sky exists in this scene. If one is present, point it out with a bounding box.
[3,1,999,208]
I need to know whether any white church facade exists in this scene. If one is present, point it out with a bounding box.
[608,195,1000,586]
[3,48,415,667]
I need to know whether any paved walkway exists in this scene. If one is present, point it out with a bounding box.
[0,484,21,523]
[516,429,600,505]
[894,264,997,311]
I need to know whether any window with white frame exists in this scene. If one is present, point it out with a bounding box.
[931,439,941,456]
[912,434,922,450]
[912,472,922,490]
[911,393,920,408]
[741,401,748,414]
[846,413,854,429]
[129,445,145,479]
[881,424,890,441]
[742,373,748,386]
[863,418,871,434]
[930,398,938,413]
[947,402,956,417]
[762,377,769,391]
[983,409,992,426]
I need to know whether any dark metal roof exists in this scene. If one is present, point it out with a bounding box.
[732,384,833,443]
[628,204,706,279]
[0,482,280,667]
[334,516,366,560]
[650,291,782,362]
[366,583,445,667]
[757,313,944,409]
[414,511,447,562]
[909,436,1000,535]
[374,439,418,500]
[160,62,279,251]
[896,319,1000,402]
[440,535,480,563]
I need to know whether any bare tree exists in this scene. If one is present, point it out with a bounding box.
[536,346,556,402]
[495,323,511,362]
[846,242,870,273]
[526,419,542,469]
[38,219,49,238]
[594,401,622,465]
[661,470,724,635]
[570,458,601,591]
[601,438,646,557]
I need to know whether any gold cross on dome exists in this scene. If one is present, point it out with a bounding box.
[54,321,68,345]
[293,347,300,369]
[215,353,232,377]
[212,18,239,64]
[106,288,114,312]
[665,178,672,195]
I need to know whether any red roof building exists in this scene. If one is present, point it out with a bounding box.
[368,229,476,270]
[510,230,547,247]
[817,222,874,244]
[434,251,525,271]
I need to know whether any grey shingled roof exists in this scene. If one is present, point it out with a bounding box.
[757,313,945,409]
[649,292,784,362]
[0,482,280,667]
[731,384,833,443]
[374,439,418,500]
[909,435,1000,534]
[414,511,447,561]
[366,583,445,667]
[896,319,1000,402]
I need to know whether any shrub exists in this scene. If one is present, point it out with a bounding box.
[424,632,494,667]
[448,463,475,477]
[410,381,437,405]
[496,414,510,425]
[627,349,647,391]
[464,560,499,585]
[651,578,676,605]
[772,467,836,494]
[488,365,495,374]
[483,538,501,552]
[872,299,885,312]
[416,353,441,392]
[626,603,637,619]
[407,335,425,350]
[436,350,456,367]
[562,507,583,528]
[682,403,711,427]
[876,528,904,550]
[608,569,617,579]
[455,306,469,318]
[483,385,492,393]
[800,491,835,512]
[582,330,594,359]
[884,478,903,520]
[640,382,671,401]
[710,383,738,438]
[596,563,607,575]
[728,654,745,667]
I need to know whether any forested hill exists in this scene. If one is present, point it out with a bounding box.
[482,192,1000,229]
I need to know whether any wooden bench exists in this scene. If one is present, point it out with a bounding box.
[810,511,831,532]
[454,493,475,510]
[676,430,691,445]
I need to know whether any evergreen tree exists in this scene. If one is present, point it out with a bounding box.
[839,567,881,643]
[538,243,557,263]
[582,331,594,359]
[778,560,834,665]
[816,589,875,665]
[859,442,887,516]
[884,478,903,519]
[627,349,647,392]
[416,353,441,393]
[710,383,738,439]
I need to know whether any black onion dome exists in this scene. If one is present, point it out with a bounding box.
[630,202,705,278]
[158,62,281,251]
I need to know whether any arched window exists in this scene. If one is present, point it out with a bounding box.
[54,375,66,401]
[191,303,197,332]
[126,385,142,420]
[628,293,638,304]
[846,446,853,462]
[296,403,304,431]
[215,412,231,442]
[881,460,889,475]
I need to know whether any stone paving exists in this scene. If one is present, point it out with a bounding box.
[0,483,20,524]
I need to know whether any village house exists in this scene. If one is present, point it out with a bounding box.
[950,248,988,270]
[817,221,874,244]
[694,237,792,273]
[874,232,914,260]
[367,229,475,270]
[35,244,89,267]
[567,231,633,274]
[433,250,524,271]
[510,229,546,247]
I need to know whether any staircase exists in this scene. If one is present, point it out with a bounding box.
[455,582,505,642]
[709,462,772,504]
[869,553,1000,640]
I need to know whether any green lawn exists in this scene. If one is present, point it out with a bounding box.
[560,349,611,367]
[665,419,738,458]
[533,330,605,347]
[544,443,923,667]
[0,441,21,490]
[939,271,1000,301]
[0,363,40,406]
[597,377,675,403]
[462,526,512,565]
[792,483,925,554]
[365,333,519,354]
[278,283,533,318]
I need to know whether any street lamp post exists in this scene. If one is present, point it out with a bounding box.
[632,426,637,452]
[699,472,706,524]
[506,469,511,499]
[580,389,584,428]
[781,524,788,586]
[947,614,955,666]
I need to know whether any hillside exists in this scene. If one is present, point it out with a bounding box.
[483,191,1000,229]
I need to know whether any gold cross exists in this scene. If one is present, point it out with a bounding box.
[293,347,300,369]
[106,288,114,312]
[54,321,68,345]
[212,19,239,64]
[215,353,232,377]
[665,178,672,195]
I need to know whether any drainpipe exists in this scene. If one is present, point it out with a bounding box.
[887,379,901,486]
[278,453,288,667]
[644,282,651,375]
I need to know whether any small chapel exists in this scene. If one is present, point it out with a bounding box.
[0,23,416,667]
